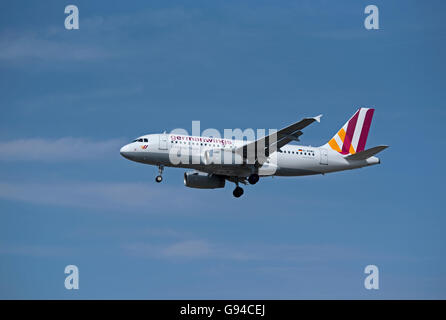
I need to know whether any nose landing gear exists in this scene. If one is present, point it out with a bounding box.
[155,165,164,183]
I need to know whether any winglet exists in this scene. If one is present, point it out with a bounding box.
[314,114,323,123]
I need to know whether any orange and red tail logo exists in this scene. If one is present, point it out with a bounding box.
[327,108,374,155]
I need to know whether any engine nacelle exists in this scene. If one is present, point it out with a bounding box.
[184,171,225,189]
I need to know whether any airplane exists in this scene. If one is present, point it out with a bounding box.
[120,108,388,197]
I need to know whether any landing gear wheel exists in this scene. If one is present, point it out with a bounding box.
[155,165,164,183]
[233,186,244,198]
[248,174,259,185]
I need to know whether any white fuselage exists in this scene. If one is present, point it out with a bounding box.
[119,133,380,178]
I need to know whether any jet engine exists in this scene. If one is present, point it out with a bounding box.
[184,171,225,189]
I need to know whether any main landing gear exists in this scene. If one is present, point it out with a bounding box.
[155,165,164,183]
[248,173,259,185]
[233,185,244,198]
[230,175,259,198]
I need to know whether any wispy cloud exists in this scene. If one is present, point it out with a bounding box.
[0,244,74,257]
[0,180,206,212]
[70,226,194,240]
[0,33,113,62]
[0,7,197,64]
[122,240,357,262]
[0,137,124,162]
[13,85,145,112]
[80,7,198,31]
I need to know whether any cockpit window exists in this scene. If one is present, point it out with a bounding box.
[144,138,148,142]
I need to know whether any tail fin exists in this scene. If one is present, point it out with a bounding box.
[324,107,375,155]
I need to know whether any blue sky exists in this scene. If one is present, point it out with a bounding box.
[0,0,445,299]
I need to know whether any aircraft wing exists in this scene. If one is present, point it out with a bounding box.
[235,114,322,163]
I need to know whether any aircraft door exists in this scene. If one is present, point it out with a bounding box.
[320,149,328,165]
[159,133,168,150]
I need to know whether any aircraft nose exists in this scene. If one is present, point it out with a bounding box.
[120,144,131,159]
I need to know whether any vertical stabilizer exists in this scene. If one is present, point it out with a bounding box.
[324,108,375,155]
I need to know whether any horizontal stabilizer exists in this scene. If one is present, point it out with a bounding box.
[345,145,388,160]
